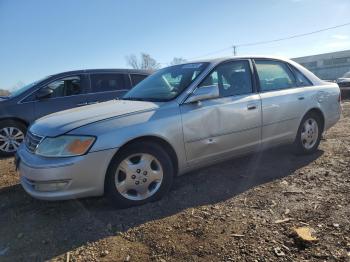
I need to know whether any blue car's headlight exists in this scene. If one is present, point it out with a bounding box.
[36,135,95,157]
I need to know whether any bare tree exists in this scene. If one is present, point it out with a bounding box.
[170,57,187,65]
[126,53,160,70]
[126,54,139,69]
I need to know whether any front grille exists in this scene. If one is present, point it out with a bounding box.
[25,131,44,153]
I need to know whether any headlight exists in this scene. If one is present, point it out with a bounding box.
[36,135,95,157]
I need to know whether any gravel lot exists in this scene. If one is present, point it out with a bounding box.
[0,102,349,262]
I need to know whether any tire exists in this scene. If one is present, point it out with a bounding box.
[294,112,322,155]
[0,120,27,157]
[105,141,174,208]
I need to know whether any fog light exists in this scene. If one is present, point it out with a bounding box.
[34,180,70,192]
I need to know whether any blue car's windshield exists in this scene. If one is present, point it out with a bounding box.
[9,76,50,97]
[123,62,209,102]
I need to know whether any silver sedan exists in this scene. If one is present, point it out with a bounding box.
[17,56,341,208]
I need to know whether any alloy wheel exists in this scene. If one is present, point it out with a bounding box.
[115,153,164,201]
[0,127,25,153]
[301,118,319,150]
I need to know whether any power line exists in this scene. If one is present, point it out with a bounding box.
[236,22,350,48]
[179,22,350,61]
[186,46,232,60]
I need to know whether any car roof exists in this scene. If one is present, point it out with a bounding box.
[183,55,295,65]
[51,68,152,78]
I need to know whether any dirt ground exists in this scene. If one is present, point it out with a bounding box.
[0,102,349,262]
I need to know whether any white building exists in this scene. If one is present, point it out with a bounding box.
[293,50,350,80]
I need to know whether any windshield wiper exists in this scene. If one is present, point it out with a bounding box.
[123,97,169,102]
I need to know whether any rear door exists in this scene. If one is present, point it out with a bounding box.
[33,74,89,119]
[180,60,262,165]
[85,73,131,104]
[254,59,308,147]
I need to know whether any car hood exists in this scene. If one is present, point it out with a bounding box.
[30,100,160,137]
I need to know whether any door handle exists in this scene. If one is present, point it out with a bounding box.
[298,96,305,100]
[247,104,257,110]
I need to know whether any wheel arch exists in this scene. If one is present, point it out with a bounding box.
[0,117,29,128]
[302,108,325,133]
[104,135,179,192]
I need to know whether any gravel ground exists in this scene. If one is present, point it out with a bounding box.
[0,102,349,262]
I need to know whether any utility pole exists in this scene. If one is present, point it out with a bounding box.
[233,45,237,56]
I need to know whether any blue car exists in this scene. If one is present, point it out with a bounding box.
[0,69,150,156]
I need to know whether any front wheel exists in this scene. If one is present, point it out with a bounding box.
[294,112,322,155]
[105,141,174,208]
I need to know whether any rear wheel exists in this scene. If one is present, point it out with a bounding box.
[294,112,322,155]
[105,141,174,208]
[0,120,26,157]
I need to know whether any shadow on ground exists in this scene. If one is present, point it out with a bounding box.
[0,146,323,261]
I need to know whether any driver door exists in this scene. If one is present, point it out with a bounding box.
[33,75,89,119]
[180,60,262,166]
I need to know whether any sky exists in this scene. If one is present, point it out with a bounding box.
[0,0,350,90]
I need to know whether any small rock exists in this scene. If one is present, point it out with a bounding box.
[293,227,317,242]
[17,233,23,239]
[281,181,289,186]
[186,227,193,232]
[333,223,340,228]
[101,250,109,257]
[274,247,285,257]
[125,254,131,261]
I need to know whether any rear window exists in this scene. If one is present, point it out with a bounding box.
[90,74,130,93]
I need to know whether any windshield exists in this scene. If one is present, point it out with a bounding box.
[9,76,50,97]
[123,62,208,102]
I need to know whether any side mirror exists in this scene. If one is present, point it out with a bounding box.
[185,85,219,103]
[36,88,53,100]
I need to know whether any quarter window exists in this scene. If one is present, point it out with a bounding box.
[90,74,129,93]
[290,66,312,87]
[46,76,82,98]
[255,60,297,91]
[199,60,253,97]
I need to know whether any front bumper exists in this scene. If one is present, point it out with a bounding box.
[17,144,117,200]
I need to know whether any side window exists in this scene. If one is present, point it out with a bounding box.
[255,60,297,91]
[199,60,253,97]
[46,76,82,98]
[290,66,313,87]
[130,74,148,86]
[90,74,130,93]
